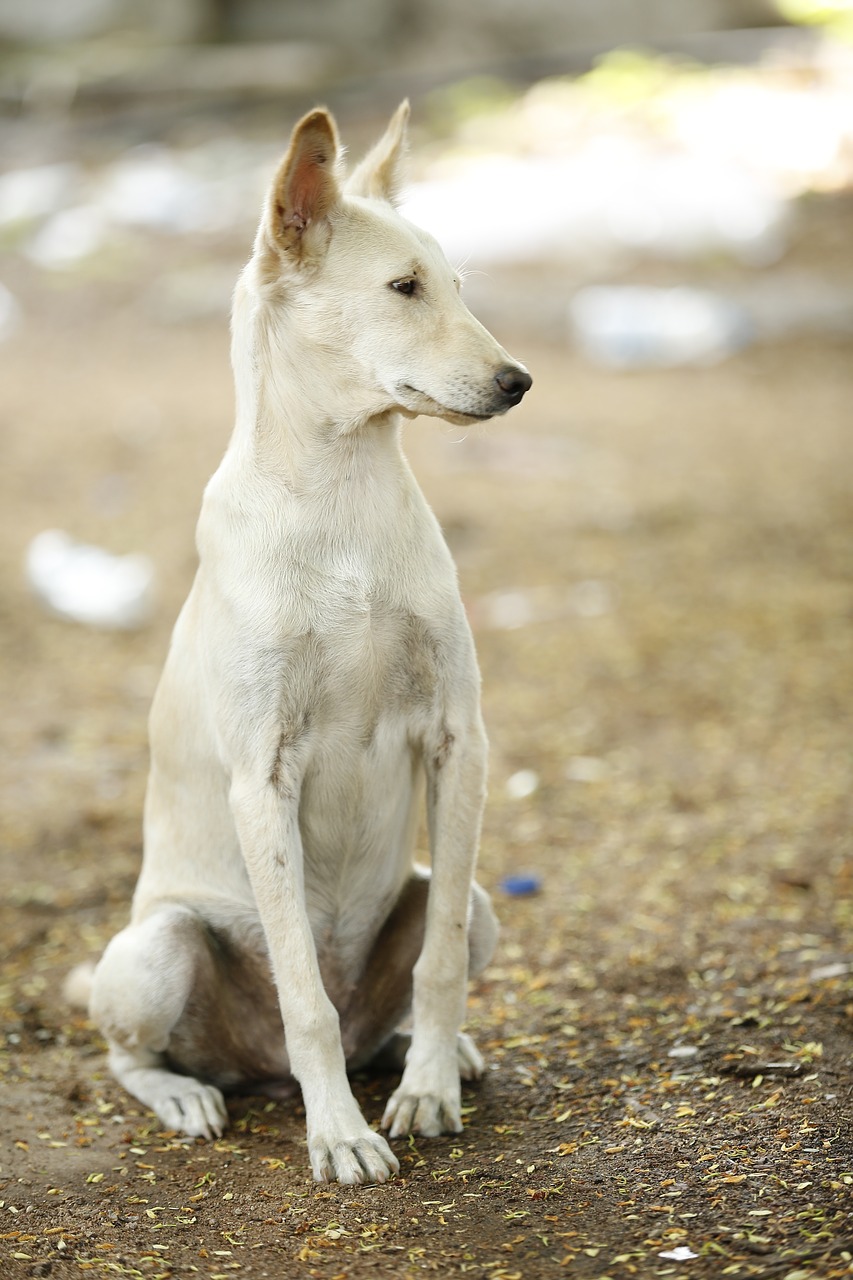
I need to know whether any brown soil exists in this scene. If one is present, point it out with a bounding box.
[1,155,851,1279]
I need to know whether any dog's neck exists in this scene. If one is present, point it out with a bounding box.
[228,274,406,492]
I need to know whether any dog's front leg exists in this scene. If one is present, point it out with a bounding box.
[382,718,488,1138]
[230,774,399,1184]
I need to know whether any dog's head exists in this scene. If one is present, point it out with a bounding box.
[245,102,531,430]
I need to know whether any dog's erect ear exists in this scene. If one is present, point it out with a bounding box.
[264,108,341,259]
[346,100,410,205]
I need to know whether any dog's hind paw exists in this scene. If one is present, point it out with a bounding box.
[372,1030,485,1079]
[310,1130,399,1185]
[155,1082,228,1140]
[456,1031,485,1081]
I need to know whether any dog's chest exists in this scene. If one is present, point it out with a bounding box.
[355,602,440,697]
[291,604,447,935]
[298,598,447,731]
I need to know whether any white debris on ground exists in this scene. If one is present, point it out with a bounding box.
[505,769,540,800]
[25,530,155,630]
[568,284,752,368]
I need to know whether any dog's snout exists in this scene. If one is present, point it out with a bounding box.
[495,365,532,406]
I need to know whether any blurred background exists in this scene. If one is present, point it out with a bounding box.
[1,3,852,1270]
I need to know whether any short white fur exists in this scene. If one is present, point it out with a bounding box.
[88,101,531,1185]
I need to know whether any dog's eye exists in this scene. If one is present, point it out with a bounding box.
[390,277,418,297]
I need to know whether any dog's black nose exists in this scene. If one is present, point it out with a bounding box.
[495,365,532,406]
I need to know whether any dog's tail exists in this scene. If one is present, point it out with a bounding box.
[64,961,96,1011]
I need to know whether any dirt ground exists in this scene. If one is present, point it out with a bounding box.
[1,113,852,1280]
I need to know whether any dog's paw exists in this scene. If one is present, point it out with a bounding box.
[382,1086,462,1139]
[381,1033,487,1138]
[309,1128,399,1185]
[456,1031,485,1081]
[154,1081,228,1141]
[381,1054,463,1139]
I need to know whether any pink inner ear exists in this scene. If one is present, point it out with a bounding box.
[283,147,330,230]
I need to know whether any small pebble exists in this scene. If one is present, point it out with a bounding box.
[506,769,539,799]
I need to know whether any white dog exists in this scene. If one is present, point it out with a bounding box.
[88,101,531,1185]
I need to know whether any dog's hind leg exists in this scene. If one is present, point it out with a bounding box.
[89,905,228,1139]
[343,871,497,1076]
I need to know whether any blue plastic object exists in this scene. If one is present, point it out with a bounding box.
[500,873,542,897]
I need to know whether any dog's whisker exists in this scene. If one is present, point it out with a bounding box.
[441,425,472,444]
